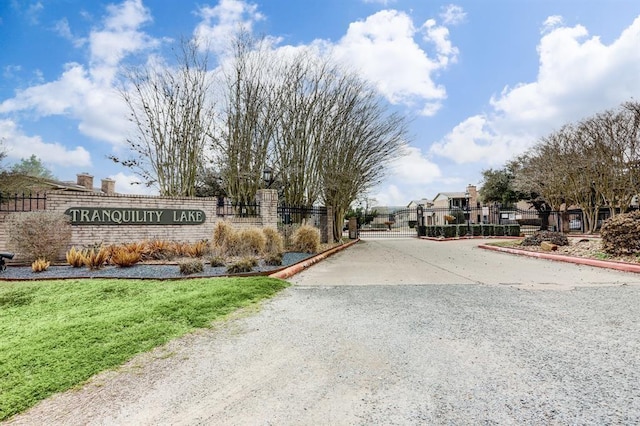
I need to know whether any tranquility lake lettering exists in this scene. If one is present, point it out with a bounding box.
[64,208,206,225]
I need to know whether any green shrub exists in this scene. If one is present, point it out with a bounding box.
[442,225,456,238]
[494,225,505,236]
[521,230,568,246]
[237,228,266,257]
[226,257,258,274]
[6,211,72,262]
[290,225,321,253]
[179,259,204,275]
[472,224,482,236]
[506,225,521,237]
[482,225,494,236]
[601,210,640,255]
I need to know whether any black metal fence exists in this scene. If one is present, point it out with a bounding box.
[215,198,260,217]
[0,193,47,212]
[277,205,327,226]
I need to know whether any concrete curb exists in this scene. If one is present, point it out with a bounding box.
[269,239,360,280]
[478,243,640,274]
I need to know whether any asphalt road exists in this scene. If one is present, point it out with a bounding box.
[6,238,640,425]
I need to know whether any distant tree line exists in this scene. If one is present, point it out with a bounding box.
[480,101,640,233]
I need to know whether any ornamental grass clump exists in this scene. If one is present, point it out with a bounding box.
[237,228,266,257]
[226,257,258,274]
[209,255,226,267]
[263,253,283,266]
[212,221,239,256]
[263,227,284,256]
[179,259,204,275]
[290,224,321,253]
[600,210,640,255]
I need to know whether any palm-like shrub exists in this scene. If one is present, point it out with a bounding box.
[83,247,110,270]
[144,239,175,260]
[66,246,86,267]
[110,245,142,267]
[31,258,50,272]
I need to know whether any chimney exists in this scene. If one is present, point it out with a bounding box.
[101,178,115,195]
[466,184,478,207]
[77,173,94,190]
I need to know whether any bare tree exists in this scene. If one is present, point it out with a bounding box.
[211,32,280,205]
[319,73,408,240]
[512,101,640,233]
[112,39,215,196]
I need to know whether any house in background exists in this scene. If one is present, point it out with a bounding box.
[0,173,116,196]
[428,185,479,225]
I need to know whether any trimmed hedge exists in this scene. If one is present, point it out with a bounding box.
[417,224,520,238]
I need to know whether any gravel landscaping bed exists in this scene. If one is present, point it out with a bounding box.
[0,252,312,280]
[499,236,640,264]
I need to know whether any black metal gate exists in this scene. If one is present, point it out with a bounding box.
[355,207,421,238]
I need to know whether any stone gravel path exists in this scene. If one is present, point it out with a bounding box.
[5,238,640,425]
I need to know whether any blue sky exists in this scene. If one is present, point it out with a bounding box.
[2,0,640,206]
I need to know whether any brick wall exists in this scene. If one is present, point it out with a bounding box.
[0,189,334,261]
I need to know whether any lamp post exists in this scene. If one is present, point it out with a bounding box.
[263,168,273,188]
[465,189,470,236]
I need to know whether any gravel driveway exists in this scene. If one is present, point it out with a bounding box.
[5,239,640,425]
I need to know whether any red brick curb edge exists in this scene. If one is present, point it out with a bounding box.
[478,243,640,274]
[269,239,360,280]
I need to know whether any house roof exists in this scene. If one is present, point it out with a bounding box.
[432,192,466,202]
[0,174,96,194]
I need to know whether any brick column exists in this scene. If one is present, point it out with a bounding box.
[256,189,278,228]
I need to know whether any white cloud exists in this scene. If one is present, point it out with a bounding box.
[109,172,158,195]
[333,10,458,114]
[390,145,441,183]
[431,15,640,165]
[194,0,265,54]
[440,4,466,26]
[0,119,92,168]
[541,15,564,34]
[370,145,442,206]
[0,0,153,151]
[89,0,158,84]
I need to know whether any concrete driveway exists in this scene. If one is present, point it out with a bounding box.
[7,238,640,425]
[290,238,640,289]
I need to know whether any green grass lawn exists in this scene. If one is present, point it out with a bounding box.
[0,277,288,421]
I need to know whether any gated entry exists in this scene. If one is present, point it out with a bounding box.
[356,207,421,238]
